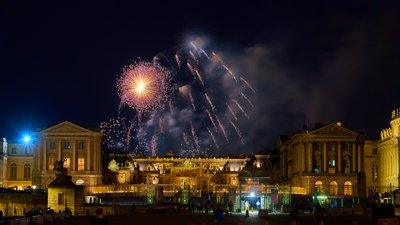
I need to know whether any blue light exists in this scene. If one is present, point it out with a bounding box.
[23,135,31,143]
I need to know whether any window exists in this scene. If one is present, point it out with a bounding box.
[48,157,56,171]
[372,165,379,180]
[24,164,30,179]
[78,158,85,171]
[372,148,378,155]
[11,163,17,179]
[329,181,338,195]
[78,141,84,150]
[11,147,17,154]
[50,142,56,149]
[344,181,352,195]
[58,193,64,204]
[25,147,30,155]
[63,142,70,150]
[315,181,323,193]
[64,157,70,169]
[328,160,336,173]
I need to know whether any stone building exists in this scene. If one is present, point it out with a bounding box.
[379,107,400,194]
[32,121,103,193]
[279,122,378,207]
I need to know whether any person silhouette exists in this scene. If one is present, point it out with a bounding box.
[90,208,109,225]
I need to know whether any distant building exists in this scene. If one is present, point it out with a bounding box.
[379,107,400,194]
[279,122,378,207]
[31,121,103,193]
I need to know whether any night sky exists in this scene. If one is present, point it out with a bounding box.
[1,1,400,155]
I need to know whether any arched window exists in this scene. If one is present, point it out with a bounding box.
[344,181,352,195]
[11,163,17,179]
[329,181,338,195]
[24,164,31,179]
[315,181,323,193]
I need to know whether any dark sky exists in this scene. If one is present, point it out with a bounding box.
[1,1,400,154]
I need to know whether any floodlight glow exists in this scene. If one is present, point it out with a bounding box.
[23,135,31,143]
[250,192,255,197]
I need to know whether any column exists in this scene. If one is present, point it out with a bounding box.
[85,139,91,171]
[93,140,97,173]
[35,140,42,172]
[303,142,307,173]
[72,140,77,171]
[352,143,356,173]
[42,139,47,170]
[57,139,62,160]
[323,142,327,173]
[359,143,364,172]
[338,142,341,173]
[307,142,312,172]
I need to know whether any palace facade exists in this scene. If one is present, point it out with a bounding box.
[1,107,400,212]
[279,122,379,206]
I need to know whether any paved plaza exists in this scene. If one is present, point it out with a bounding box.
[46,211,378,225]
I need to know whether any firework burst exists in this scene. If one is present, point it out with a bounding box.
[117,61,171,114]
[102,37,256,156]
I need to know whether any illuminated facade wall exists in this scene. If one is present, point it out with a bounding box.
[32,121,103,192]
[379,108,400,193]
[279,123,369,197]
[5,142,34,189]
[102,156,249,195]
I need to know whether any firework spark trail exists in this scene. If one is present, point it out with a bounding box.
[241,92,255,109]
[200,48,210,60]
[222,64,238,82]
[189,51,199,65]
[206,109,218,132]
[227,104,238,121]
[205,93,216,112]
[230,120,245,144]
[158,117,165,134]
[186,62,204,86]
[190,41,197,50]
[194,69,205,86]
[151,133,158,156]
[240,76,256,94]
[190,121,200,151]
[207,127,220,149]
[215,115,229,142]
[189,93,196,111]
[175,54,181,68]
[211,52,224,64]
[233,99,250,119]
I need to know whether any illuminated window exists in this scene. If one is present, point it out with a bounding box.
[63,142,70,150]
[344,181,352,195]
[11,163,17,179]
[329,181,338,195]
[78,158,85,171]
[64,158,70,169]
[48,157,56,171]
[24,164,30,179]
[50,142,56,149]
[315,181,323,193]
[58,193,64,204]
[372,165,379,180]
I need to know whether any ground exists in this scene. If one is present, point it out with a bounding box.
[46,211,384,225]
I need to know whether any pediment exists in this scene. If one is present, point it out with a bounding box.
[310,123,359,137]
[41,121,93,135]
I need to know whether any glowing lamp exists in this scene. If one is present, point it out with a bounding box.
[23,135,31,143]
